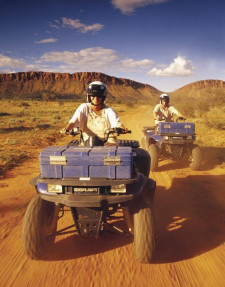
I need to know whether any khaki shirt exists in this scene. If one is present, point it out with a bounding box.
[153,104,178,124]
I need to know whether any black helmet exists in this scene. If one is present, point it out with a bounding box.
[87,81,108,103]
[160,93,170,103]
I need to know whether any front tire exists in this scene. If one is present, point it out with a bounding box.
[22,195,59,259]
[148,144,158,171]
[134,204,155,263]
[190,144,202,170]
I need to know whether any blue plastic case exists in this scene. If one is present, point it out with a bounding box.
[158,122,195,134]
[39,145,133,179]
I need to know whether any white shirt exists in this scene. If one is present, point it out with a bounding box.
[68,103,122,141]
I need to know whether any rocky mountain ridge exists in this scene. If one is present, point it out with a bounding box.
[176,79,225,89]
[0,71,224,102]
[0,71,159,102]
[0,71,151,88]
[172,79,225,102]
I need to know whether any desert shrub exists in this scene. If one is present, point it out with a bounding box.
[0,152,28,176]
[0,112,10,116]
[20,102,30,107]
[4,138,17,145]
[0,126,33,133]
[193,100,210,118]
[204,106,225,130]
[53,114,61,120]
[36,123,52,130]
[41,93,57,101]
[115,99,122,105]
[176,102,195,118]
[32,117,39,122]
[125,101,135,108]
[204,118,225,130]
[174,97,210,118]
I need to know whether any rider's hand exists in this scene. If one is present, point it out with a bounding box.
[122,128,128,134]
[156,115,163,121]
[60,128,70,135]
[119,126,129,134]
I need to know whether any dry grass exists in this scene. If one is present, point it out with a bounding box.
[0,100,78,175]
[0,99,224,175]
[0,99,131,176]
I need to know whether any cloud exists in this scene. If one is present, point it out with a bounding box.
[39,47,120,71]
[1,48,157,74]
[0,54,26,68]
[62,17,104,33]
[3,49,193,81]
[39,47,157,74]
[35,38,58,44]
[111,0,168,14]
[148,56,195,77]
[49,19,61,29]
[0,54,45,72]
[120,58,154,70]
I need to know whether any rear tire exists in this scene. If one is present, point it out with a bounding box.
[22,195,59,259]
[148,144,158,171]
[190,144,201,170]
[134,204,155,263]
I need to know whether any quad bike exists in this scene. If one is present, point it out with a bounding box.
[141,117,202,171]
[22,128,156,264]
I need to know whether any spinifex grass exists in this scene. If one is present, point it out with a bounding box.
[0,99,130,176]
[0,99,224,176]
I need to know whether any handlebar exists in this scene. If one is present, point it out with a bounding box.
[175,117,186,122]
[60,127,131,144]
[109,127,131,135]
[104,128,131,143]
[60,127,80,136]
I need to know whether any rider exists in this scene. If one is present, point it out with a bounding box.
[153,93,186,125]
[65,81,150,176]
[65,81,127,144]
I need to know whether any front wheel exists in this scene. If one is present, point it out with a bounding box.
[22,195,59,259]
[134,204,155,263]
[190,144,202,170]
[148,144,158,171]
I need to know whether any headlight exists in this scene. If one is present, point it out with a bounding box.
[48,184,63,193]
[110,184,126,193]
[37,182,47,194]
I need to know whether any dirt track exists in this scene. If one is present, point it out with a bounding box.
[0,106,225,287]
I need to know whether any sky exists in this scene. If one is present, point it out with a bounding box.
[0,0,224,92]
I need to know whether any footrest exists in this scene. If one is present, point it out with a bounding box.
[71,207,104,237]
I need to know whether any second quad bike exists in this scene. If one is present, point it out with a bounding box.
[141,118,202,171]
[22,128,156,264]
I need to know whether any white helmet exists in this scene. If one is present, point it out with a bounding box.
[86,81,108,103]
[160,93,170,103]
